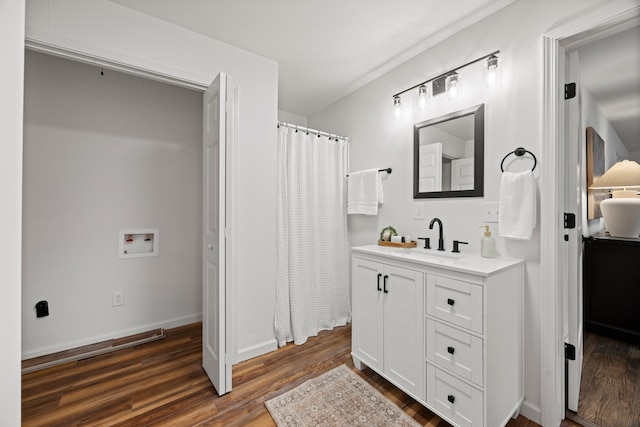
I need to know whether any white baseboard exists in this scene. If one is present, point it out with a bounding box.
[237,338,278,363]
[22,313,202,360]
[520,399,542,425]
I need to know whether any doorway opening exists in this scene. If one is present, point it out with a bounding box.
[541,3,640,426]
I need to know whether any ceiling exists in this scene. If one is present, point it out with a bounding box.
[111,0,516,116]
[112,0,638,153]
[577,24,640,153]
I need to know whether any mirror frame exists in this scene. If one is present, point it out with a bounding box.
[413,103,484,198]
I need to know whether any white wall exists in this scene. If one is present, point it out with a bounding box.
[583,89,630,167]
[581,87,630,236]
[0,0,25,423]
[278,110,308,127]
[309,0,606,422]
[22,51,203,357]
[25,0,279,361]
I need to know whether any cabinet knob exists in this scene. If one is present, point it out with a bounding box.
[447,298,455,306]
[447,346,455,355]
[447,394,455,404]
[377,273,382,292]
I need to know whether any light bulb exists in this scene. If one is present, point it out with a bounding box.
[393,95,402,118]
[446,72,459,101]
[485,55,500,91]
[417,84,428,112]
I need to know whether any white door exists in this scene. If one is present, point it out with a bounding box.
[202,73,231,395]
[419,143,442,192]
[451,157,474,191]
[382,265,424,399]
[351,257,384,371]
[565,50,583,412]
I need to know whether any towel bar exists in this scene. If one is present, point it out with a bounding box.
[346,168,391,177]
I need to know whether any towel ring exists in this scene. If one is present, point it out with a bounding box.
[500,147,537,172]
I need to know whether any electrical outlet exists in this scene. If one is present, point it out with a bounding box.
[112,290,124,307]
[414,202,426,220]
[482,202,500,222]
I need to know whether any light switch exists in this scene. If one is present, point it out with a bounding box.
[482,202,499,222]
[414,202,426,220]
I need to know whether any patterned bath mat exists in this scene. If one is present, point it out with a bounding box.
[265,364,421,426]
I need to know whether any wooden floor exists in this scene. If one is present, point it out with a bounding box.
[572,331,640,427]
[23,322,580,426]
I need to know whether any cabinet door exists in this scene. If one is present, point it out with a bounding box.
[383,265,425,398]
[352,257,384,370]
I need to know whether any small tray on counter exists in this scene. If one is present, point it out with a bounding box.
[377,240,417,248]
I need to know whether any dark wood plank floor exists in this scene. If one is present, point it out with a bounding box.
[23,322,580,426]
[573,331,640,427]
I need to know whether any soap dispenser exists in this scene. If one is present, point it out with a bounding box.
[479,225,496,258]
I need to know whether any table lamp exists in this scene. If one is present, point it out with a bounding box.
[589,159,640,238]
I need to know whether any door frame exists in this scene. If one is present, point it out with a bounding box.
[540,2,640,425]
[23,44,239,367]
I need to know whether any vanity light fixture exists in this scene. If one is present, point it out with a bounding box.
[392,50,500,112]
[393,95,402,118]
[589,159,640,238]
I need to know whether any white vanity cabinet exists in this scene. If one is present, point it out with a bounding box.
[351,246,524,427]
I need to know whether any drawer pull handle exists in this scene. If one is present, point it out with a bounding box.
[383,275,389,294]
[447,394,455,404]
[447,298,455,306]
[447,346,455,354]
[377,273,382,292]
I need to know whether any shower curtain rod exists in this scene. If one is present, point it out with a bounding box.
[277,121,349,141]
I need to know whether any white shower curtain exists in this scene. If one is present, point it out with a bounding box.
[275,126,351,346]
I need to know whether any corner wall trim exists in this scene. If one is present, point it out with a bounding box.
[237,339,278,364]
[519,399,542,425]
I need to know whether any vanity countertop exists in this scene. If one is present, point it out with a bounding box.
[351,245,524,277]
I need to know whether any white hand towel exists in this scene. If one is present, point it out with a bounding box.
[499,171,537,240]
[347,169,382,215]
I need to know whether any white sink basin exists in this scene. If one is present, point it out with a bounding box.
[412,248,467,259]
[389,247,467,260]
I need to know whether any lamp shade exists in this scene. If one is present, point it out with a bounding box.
[590,160,640,238]
[590,159,640,190]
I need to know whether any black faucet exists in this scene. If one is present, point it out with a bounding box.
[429,218,445,251]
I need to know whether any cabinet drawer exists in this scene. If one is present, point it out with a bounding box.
[426,319,483,387]
[427,363,483,427]
[426,275,483,334]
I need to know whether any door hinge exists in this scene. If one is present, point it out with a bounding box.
[565,83,576,100]
[565,343,576,360]
[564,213,576,229]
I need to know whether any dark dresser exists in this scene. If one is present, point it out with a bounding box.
[583,233,640,344]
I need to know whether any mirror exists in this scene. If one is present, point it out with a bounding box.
[413,104,484,198]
